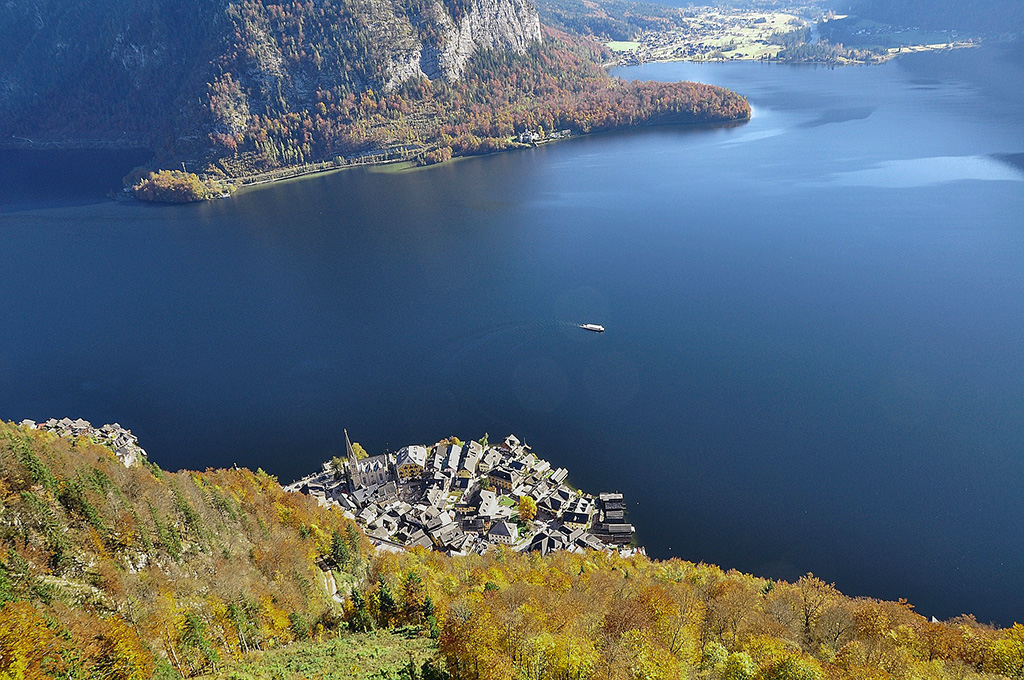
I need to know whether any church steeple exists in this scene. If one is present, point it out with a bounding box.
[345,428,361,490]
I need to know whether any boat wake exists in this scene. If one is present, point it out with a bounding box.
[443,320,581,368]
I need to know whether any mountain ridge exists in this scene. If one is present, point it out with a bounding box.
[0,0,540,146]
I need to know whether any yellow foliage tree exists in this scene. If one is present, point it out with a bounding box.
[518,496,537,522]
[990,623,1024,678]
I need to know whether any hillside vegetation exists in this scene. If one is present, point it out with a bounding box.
[530,0,685,42]
[197,628,438,679]
[7,420,1021,680]
[0,0,749,185]
[0,421,367,678]
[355,549,1024,680]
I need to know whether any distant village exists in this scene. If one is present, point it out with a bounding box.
[286,432,640,557]
[20,417,148,468]
[517,129,572,146]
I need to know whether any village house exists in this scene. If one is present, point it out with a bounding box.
[562,510,591,531]
[462,515,489,534]
[429,521,464,551]
[424,470,450,493]
[435,442,462,474]
[454,499,478,515]
[394,445,428,482]
[479,447,504,472]
[488,520,517,545]
[591,492,635,546]
[370,481,399,505]
[537,486,574,518]
[460,441,483,477]
[488,467,522,491]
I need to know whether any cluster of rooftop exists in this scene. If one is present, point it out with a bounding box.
[517,129,571,146]
[22,417,147,468]
[286,432,639,557]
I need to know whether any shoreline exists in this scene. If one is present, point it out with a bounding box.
[91,114,744,203]
[228,115,751,195]
[6,82,751,204]
[607,39,980,69]
[5,96,750,204]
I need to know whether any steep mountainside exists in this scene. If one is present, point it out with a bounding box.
[1,0,224,146]
[0,0,749,187]
[0,421,367,678]
[0,0,539,148]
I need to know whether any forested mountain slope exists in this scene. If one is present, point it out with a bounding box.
[364,550,1024,680]
[0,0,539,146]
[0,0,748,186]
[0,421,368,678]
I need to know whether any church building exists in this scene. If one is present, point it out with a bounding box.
[346,429,393,490]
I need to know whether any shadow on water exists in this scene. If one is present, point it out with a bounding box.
[800,106,875,128]
[0,148,151,213]
[992,152,1024,174]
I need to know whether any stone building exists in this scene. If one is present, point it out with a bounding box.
[346,429,392,490]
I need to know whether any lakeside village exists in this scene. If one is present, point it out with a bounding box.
[285,432,641,558]
[16,418,639,558]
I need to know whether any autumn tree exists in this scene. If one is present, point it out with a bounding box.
[404,571,428,625]
[377,576,400,628]
[990,623,1024,678]
[518,496,537,522]
[0,421,365,675]
[795,573,837,647]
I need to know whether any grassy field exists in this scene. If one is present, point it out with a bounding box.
[693,11,801,58]
[605,40,641,52]
[200,629,438,680]
[622,10,805,62]
[620,9,976,65]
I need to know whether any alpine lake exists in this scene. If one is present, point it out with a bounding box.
[2,45,1023,625]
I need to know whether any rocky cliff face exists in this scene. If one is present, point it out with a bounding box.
[428,0,542,80]
[0,0,542,147]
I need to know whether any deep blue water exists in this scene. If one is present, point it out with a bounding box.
[2,47,1023,624]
